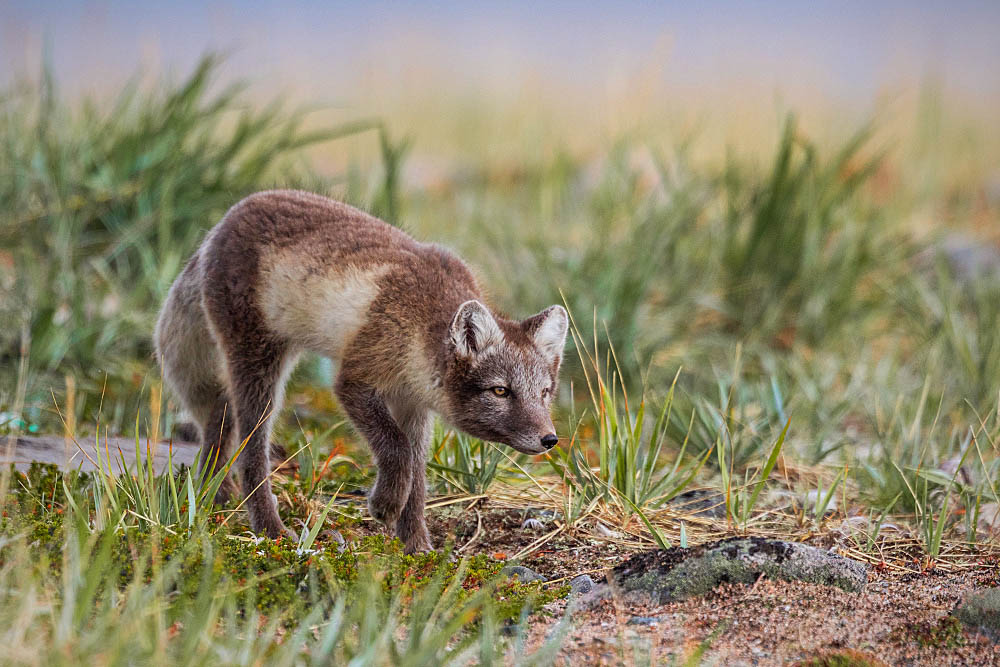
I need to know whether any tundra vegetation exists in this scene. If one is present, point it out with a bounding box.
[1,57,999,663]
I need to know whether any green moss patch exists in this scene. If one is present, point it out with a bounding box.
[2,463,563,627]
[954,587,1000,637]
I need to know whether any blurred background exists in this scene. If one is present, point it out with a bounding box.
[2,1,1000,486]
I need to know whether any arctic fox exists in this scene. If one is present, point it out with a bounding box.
[154,190,567,552]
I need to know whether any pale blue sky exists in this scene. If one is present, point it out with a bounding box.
[3,1,998,104]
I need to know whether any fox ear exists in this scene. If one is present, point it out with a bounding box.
[522,305,568,364]
[450,300,504,360]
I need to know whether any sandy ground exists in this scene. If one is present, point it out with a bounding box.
[522,572,998,665]
[407,502,1000,666]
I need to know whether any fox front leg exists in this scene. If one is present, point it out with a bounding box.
[387,400,433,553]
[335,378,414,532]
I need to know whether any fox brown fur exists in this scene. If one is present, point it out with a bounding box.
[154,190,567,552]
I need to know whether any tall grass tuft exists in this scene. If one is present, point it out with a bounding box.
[719,115,893,346]
[0,55,383,430]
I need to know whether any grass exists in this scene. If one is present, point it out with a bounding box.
[2,461,567,665]
[2,55,1000,662]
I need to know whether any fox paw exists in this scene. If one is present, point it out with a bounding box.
[249,494,297,542]
[368,481,407,527]
[251,512,297,542]
[397,518,433,554]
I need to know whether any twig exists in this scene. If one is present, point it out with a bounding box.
[511,522,565,561]
[457,509,483,553]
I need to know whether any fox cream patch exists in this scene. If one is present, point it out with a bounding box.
[258,251,388,359]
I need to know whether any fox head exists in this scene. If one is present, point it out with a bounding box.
[444,300,568,455]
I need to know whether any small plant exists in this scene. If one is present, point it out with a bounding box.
[668,348,792,475]
[806,465,848,527]
[718,415,790,531]
[560,318,706,511]
[896,616,966,649]
[428,424,514,495]
[1,462,570,664]
[719,114,890,346]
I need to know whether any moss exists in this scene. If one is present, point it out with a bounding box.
[894,616,966,648]
[613,537,867,603]
[2,463,561,626]
[954,587,1000,635]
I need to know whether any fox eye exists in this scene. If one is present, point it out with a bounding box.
[490,386,511,398]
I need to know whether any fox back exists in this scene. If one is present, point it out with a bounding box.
[154,189,567,551]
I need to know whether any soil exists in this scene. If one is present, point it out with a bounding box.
[348,500,1000,666]
[523,572,999,666]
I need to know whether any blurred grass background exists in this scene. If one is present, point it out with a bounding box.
[3,4,1000,660]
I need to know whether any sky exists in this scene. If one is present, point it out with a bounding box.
[3,1,999,108]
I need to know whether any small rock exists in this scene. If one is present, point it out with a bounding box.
[569,574,594,596]
[939,233,1000,282]
[611,537,869,604]
[667,489,727,518]
[501,565,546,583]
[627,616,660,626]
[954,588,1000,640]
[978,502,1000,537]
[571,583,612,611]
[323,529,347,553]
[594,522,621,539]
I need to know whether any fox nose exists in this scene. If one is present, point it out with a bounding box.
[540,433,558,450]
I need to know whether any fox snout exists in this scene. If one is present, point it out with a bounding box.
[505,415,559,455]
[537,416,558,450]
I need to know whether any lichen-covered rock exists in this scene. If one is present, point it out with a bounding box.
[611,537,868,604]
[502,565,546,583]
[954,588,1000,639]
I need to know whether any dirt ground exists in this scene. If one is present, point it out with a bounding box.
[349,500,1000,666]
[523,572,997,666]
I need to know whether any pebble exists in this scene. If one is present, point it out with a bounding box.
[501,565,546,583]
[627,616,660,627]
[323,529,347,553]
[570,574,595,596]
[594,522,622,539]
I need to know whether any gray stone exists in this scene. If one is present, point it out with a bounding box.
[502,565,546,583]
[954,588,1000,639]
[572,583,612,611]
[627,616,660,626]
[521,518,545,531]
[666,489,727,518]
[611,537,868,604]
[569,574,595,596]
[940,233,1000,282]
[2,435,198,474]
[323,529,347,553]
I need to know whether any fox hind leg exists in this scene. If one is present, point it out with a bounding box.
[154,257,238,501]
[219,338,297,540]
[199,389,239,503]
